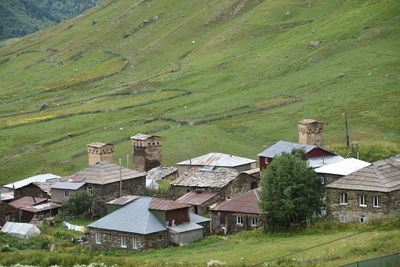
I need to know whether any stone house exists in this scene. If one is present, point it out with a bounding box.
[87,196,210,251]
[0,202,18,226]
[210,188,264,234]
[170,167,260,204]
[50,182,86,203]
[3,174,60,200]
[315,158,371,187]
[326,154,400,223]
[61,161,146,216]
[176,152,257,176]
[176,190,220,215]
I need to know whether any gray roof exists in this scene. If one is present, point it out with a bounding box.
[168,222,203,233]
[146,166,177,190]
[4,174,61,190]
[189,212,211,224]
[258,141,316,158]
[1,222,41,239]
[62,161,146,185]
[308,155,344,168]
[326,154,400,192]
[88,197,166,234]
[51,182,86,190]
[177,152,256,167]
[315,158,371,176]
[131,133,159,140]
[171,168,239,188]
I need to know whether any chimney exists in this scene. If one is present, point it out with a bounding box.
[87,142,114,166]
[131,133,162,172]
[298,119,324,146]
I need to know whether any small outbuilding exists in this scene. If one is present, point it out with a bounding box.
[1,222,41,239]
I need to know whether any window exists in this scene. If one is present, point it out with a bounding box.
[132,236,138,249]
[373,196,380,207]
[320,176,325,185]
[251,217,258,226]
[359,215,367,223]
[339,192,348,204]
[95,232,101,244]
[359,195,366,207]
[121,235,127,248]
[64,190,69,198]
[339,214,348,223]
[87,186,93,196]
[236,216,243,225]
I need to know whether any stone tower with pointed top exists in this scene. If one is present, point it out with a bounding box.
[298,119,324,146]
[87,142,114,166]
[131,133,162,172]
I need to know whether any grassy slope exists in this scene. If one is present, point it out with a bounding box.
[0,0,399,184]
[0,218,399,266]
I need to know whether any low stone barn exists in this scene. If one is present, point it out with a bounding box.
[87,196,210,251]
[326,154,400,223]
[210,188,264,234]
[7,196,60,222]
[176,152,257,176]
[61,161,146,216]
[170,167,260,204]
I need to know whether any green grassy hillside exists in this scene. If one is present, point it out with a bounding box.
[0,0,105,40]
[0,0,399,183]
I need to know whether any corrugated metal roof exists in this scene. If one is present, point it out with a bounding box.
[51,182,86,190]
[308,155,344,168]
[211,188,263,214]
[177,153,256,167]
[62,161,146,185]
[88,197,166,234]
[315,158,371,176]
[0,191,14,201]
[177,191,220,206]
[189,212,211,224]
[258,141,317,158]
[9,196,48,209]
[326,154,400,192]
[4,174,61,190]
[20,202,61,213]
[149,198,190,210]
[168,222,203,233]
[106,195,140,205]
[1,222,41,238]
[171,168,239,188]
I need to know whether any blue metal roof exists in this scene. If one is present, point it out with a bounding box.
[51,182,85,190]
[258,140,317,158]
[189,212,211,224]
[88,197,166,234]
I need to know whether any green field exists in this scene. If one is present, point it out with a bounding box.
[0,217,399,266]
[0,0,400,184]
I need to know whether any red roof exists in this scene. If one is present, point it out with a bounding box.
[149,198,190,211]
[106,195,140,205]
[211,189,263,214]
[176,191,220,206]
[9,196,47,209]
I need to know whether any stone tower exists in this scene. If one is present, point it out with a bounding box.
[87,142,114,166]
[298,119,324,146]
[131,133,162,172]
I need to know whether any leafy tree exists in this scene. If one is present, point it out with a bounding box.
[260,149,324,231]
[61,191,94,216]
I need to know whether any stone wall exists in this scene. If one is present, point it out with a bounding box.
[211,211,264,234]
[14,184,50,200]
[132,137,162,172]
[88,228,167,251]
[0,203,18,226]
[90,176,146,216]
[198,221,211,236]
[326,188,397,222]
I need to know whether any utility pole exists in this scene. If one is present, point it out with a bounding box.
[344,111,350,148]
[119,157,122,197]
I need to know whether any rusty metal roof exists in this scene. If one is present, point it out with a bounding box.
[211,188,263,214]
[176,191,220,206]
[9,196,47,209]
[106,195,140,205]
[177,153,256,167]
[20,202,61,213]
[149,198,190,211]
[62,161,146,185]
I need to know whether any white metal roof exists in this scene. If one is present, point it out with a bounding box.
[4,174,61,189]
[1,222,41,239]
[315,158,371,176]
[177,152,256,167]
[308,155,345,168]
